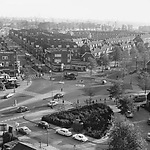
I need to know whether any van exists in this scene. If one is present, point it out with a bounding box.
[133,94,147,103]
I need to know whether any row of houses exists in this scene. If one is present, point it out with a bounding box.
[9,29,92,72]
[7,28,150,73]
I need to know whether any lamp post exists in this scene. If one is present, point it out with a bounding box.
[47,129,49,146]
[135,57,137,72]
[13,50,17,93]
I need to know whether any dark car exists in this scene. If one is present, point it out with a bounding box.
[16,106,29,113]
[64,73,76,80]
[38,121,50,129]
[53,93,64,99]
[147,118,150,125]
[5,80,20,89]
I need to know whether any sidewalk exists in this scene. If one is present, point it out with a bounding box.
[0,80,32,97]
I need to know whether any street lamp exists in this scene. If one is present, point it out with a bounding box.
[46,129,49,146]
[13,50,17,93]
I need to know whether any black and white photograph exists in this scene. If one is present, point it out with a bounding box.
[0,0,150,149]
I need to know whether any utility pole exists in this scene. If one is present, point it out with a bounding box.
[13,50,17,93]
[47,129,49,146]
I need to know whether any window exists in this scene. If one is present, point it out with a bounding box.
[55,54,61,57]
[5,62,9,67]
[2,56,8,60]
[67,59,71,63]
[54,59,61,63]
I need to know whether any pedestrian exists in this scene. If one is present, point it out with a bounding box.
[137,106,140,111]
[100,98,101,101]
[61,88,63,92]
[96,99,97,103]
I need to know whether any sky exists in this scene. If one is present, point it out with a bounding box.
[0,0,150,24]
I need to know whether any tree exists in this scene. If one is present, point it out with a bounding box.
[112,46,122,67]
[99,53,110,71]
[107,83,123,99]
[117,96,134,114]
[108,120,147,150]
[88,57,97,75]
[84,87,95,104]
[2,132,13,144]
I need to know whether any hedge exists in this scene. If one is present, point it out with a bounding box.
[42,103,114,139]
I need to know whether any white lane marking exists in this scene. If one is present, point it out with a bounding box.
[1,115,24,122]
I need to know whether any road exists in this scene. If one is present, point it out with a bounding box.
[0,108,108,150]
[0,71,112,150]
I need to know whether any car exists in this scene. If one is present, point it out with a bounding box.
[146,133,150,141]
[38,121,50,129]
[140,103,146,108]
[47,101,58,107]
[125,111,134,118]
[16,106,29,113]
[133,94,147,103]
[147,118,150,125]
[64,73,76,80]
[3,93,14,99]
[17,126,31,135]
[53,93,64,99]
[72,134,88,142]
[55,128,72,137]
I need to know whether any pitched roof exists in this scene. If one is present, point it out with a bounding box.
[12,142,36,150]
[81,52,94,58]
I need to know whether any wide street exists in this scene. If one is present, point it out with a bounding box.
[0,67,112,149]
[1,40,150,149]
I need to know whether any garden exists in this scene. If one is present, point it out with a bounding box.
[42,103,114,139]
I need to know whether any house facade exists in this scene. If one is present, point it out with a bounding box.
[0,51,17,76]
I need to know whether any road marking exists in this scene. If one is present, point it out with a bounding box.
[1,115,24,122]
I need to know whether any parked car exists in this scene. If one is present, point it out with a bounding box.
[72,134,88,142]
[47,101,58,107]
[53,93,64,99]
[16,106,29,113]
[146,133,150,141]
[56,128,72,137]
[64,73,76,80]
[5,80,20,89]
[133,94,147,103]
[17,126,31,135]
[140,103,146,108]
[125,111,134,118]
[38,121,49,129]
[3,93,14,99]
[147,118,150,125]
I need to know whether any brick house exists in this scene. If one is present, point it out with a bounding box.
[45,46,71,71]
[0,51,17,76]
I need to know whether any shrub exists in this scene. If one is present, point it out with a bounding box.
[42,103,114,139]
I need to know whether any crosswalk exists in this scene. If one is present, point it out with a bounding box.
[27,74,49,80]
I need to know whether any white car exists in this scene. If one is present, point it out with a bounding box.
[47,101,58,107]
[56,128,72,136]
[146,133,150,141]
[17,126,31,135]
[72,134,88,142]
